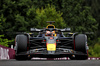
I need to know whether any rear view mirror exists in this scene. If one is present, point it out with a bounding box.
[65,28,71,32]
[30,28,36,31]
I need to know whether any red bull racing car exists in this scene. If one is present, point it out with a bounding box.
[15,21,89,60]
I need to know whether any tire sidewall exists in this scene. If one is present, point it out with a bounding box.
[75,34,87,54]
[15,35,27,54]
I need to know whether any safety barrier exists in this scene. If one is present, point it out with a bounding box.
[88,57,100,60]
[0,45,15,60]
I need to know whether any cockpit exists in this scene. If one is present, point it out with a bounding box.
[45,24,56,36]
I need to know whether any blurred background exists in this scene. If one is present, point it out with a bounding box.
[0,0,100,57]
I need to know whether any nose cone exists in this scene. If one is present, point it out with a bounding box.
[47,43,56,51]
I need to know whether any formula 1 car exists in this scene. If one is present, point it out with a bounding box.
[15,21,89,60]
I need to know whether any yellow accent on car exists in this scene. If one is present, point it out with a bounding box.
[69,33,73,34]
[46,24,55,29]
[54,34,57,36]
[29,33,33,34]
[47,44,56,51]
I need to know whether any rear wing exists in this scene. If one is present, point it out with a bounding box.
[46,21,55,24]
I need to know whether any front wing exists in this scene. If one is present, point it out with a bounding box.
[16,48,87,58]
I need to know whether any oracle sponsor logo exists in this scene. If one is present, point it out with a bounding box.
[0,45,15,60]
[0,47,10,59]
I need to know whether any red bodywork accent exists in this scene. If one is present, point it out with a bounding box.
[42,40,46,42]
[56,40,60,42]
[44,40,46,42]
[87,50,88,56]
[50,37,53,39]
[74,40,75,50]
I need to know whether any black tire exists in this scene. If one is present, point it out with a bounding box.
[74,34,88,60]
[69,56,76,60]
[75,55,88,60]
[75,34,87,54]
[15,35,27,53]
[70,55,88,60]
[15,55,30,60]
[15,35,28,60]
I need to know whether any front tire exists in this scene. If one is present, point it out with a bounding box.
[72,34,88,60]
[75,34,87,53]
[15,35,28,60]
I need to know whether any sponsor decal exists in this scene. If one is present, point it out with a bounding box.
[0,47,9,59]
[0,45,15,60]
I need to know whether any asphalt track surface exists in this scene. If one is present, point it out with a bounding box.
[0,59,100,66]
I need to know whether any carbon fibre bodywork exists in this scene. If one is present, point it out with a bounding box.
[15,22,88,60]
